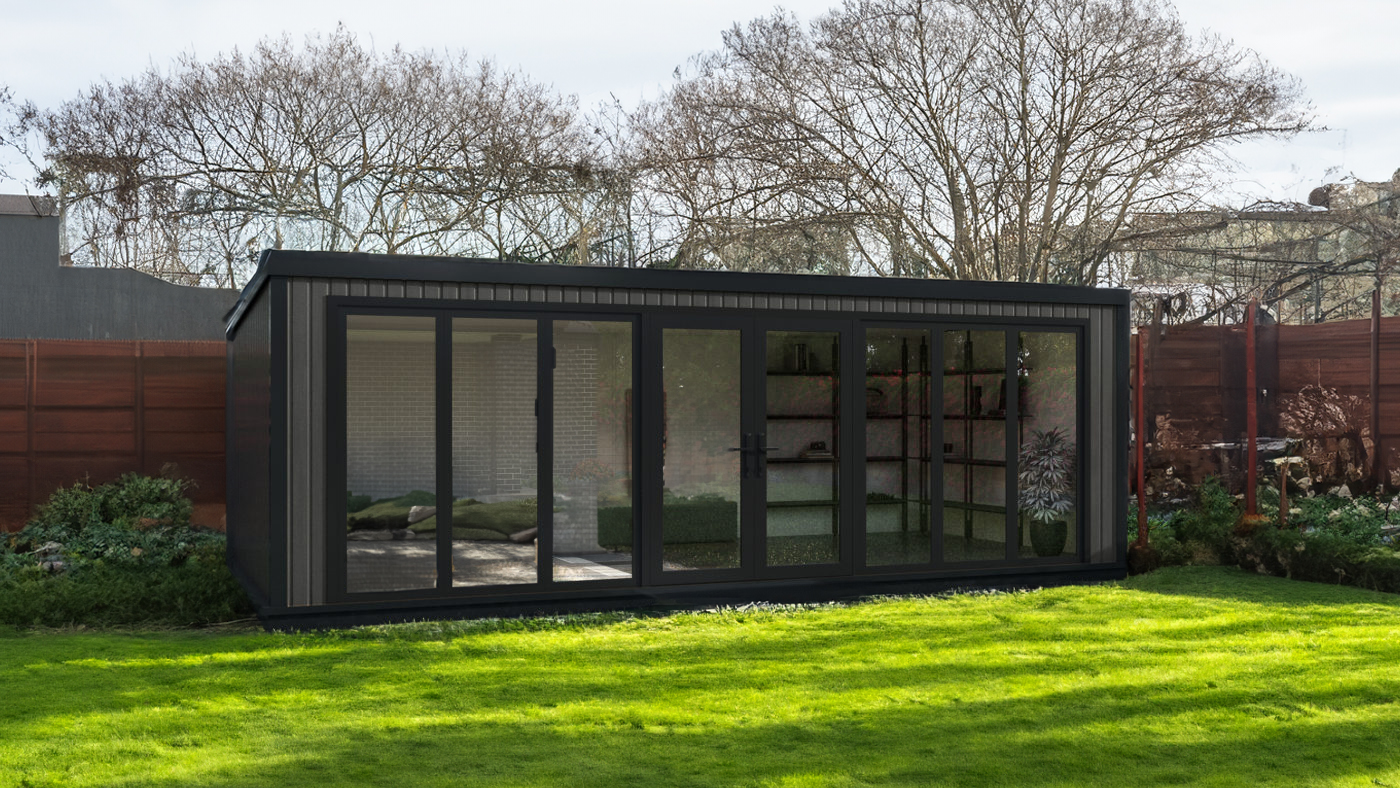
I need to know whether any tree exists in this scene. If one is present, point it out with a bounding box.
[21,28,624,287]
[1113,174,1400,325]
[632,0,1312,283]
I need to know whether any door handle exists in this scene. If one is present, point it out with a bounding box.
[755,433,782,478]
[727,433,754,478]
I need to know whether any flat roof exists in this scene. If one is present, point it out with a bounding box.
[0,194,58,217]
[226,249,1130,336]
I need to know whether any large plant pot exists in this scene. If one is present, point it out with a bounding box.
[1029,520,1068,557]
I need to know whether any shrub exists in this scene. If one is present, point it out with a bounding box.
[27,473,193,537]
[0,547,251,627]
[1174,477,1237,561]
[346,492,373,513]
[0,473,251,627]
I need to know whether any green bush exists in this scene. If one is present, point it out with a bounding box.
[0,548,250,627]
[346,492,373,513]
[599,493,737,548]
[30,473,193,535]
[0,473,251,627]
[1174,477,1238,560]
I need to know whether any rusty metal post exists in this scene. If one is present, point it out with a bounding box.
[1372,288,1382,490]
[1246,299,1258,515]
[1279,458,1288,529]
[1136,330,1148,545]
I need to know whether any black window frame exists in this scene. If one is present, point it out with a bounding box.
[323,295,1091,606]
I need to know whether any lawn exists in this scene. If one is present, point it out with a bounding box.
[3,567,1400,787]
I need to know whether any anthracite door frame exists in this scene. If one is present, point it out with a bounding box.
[641,313,858,586]
[323,295,1093,605]
[852,319,1090,573]
[325,298,644,604]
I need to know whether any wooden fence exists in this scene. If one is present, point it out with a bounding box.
[0,340,225,531]
[1136,310,1400,494]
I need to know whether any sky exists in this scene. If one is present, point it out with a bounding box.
[1,0,1395,205]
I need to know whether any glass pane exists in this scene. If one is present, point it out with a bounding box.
[1017,332,1078,558]
[864,329,932,566]
[449,318,539,587]
[765,330,841,566]
[345,314,437,593]
[553,321,634,581]
[662,328,742,571]
[942,330,1007,562]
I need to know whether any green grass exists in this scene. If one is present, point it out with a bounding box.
[3,567,1400,787]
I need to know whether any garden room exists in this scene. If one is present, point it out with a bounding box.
[225,251,1127,626]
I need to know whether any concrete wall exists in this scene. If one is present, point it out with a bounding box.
[0,203,236,341]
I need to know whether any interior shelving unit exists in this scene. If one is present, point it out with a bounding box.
[764,337,841,548]
[943,337,1014,543]
[865,335,932,542]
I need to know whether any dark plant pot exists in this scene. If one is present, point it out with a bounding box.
[1029,519,1068,557]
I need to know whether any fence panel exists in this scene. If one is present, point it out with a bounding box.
[0,340,226,531]
[1140,313,1400,495]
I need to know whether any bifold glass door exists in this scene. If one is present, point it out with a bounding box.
[334,308,1081,599]
[650,319,849,583]
[862,324,1083,568]
[337,311,635,598]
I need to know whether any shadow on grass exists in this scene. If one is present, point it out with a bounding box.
[1120,565,1400,608]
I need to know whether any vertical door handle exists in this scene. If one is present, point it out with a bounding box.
[727,433,754,478]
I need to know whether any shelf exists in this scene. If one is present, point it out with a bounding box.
[941,456,1007,467]
[767,499,839,509]
[768,498,931,508]
[943,414,1019,421]
[768,454,927,464]
[943,501,1008,514]
[767,413,930,420]
[865,498,927,506]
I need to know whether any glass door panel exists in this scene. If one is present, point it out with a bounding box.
[450,318,539,587]
[764,330,841,567]
[864,328,932,566]
[552,320,635,581]
[660,328,743,572]
[1016,331,1079,558]
[344,315,438,593]
[943,330,1008,562]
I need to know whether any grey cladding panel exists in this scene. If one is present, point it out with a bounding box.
[286,280,311,606]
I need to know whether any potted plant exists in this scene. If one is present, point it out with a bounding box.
[1018,427,1075,556]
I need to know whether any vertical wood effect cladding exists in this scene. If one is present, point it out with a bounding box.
[280,276,1119,607]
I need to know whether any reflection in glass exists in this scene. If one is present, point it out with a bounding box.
[864,329,931,566]
[449,318,539,587]
[943,330,1007,562]
[553,321,634,581]
[765,330,841,566]
[1017,332,1078,558]
[345,315,437,593]
[661,329,742,571]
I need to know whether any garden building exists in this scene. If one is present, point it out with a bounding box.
[225,251,1129,627]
